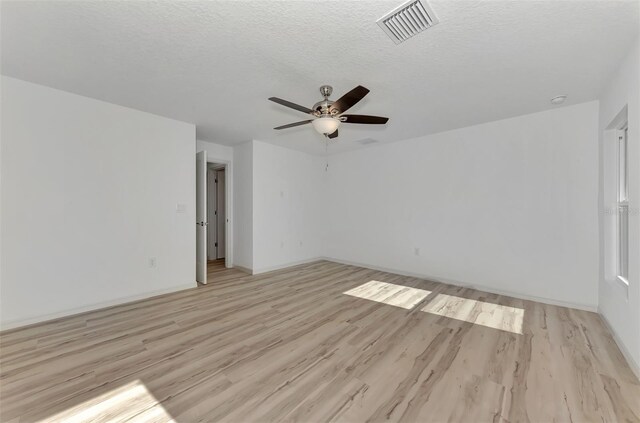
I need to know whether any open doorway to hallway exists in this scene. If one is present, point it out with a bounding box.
[196,150,231,285]
[207,163,226,279]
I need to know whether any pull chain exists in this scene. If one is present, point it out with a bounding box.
[325,138,329,172]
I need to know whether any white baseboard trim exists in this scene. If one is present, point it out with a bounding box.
[598,309,640,381]
[232,264,254,275]
[1,258,600,334]
[252,257,324,275]
[0,282,195,332]
[321,257,598,313]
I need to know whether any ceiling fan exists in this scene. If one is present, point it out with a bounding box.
[269,85,389,139]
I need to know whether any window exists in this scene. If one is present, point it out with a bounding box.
[617,125,629,284]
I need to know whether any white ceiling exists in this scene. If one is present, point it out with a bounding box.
[2,1,638,154]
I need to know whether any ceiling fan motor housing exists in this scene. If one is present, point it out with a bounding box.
[312,99,338,116]
[315,85,339,116]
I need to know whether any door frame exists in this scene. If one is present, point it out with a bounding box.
[215,168,226,260]
[205,157,233,269]
[206,167,218,261]
[196,150,208,284]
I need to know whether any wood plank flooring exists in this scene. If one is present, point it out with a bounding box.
[1,260,638,422]
[206,258,227,279]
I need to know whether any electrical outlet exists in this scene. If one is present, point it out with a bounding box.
[414,248,420,256]
[280,241,284,248]
[149,257,157,268]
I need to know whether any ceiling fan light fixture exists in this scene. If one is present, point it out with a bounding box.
[312,116,340,135]
[269,85,388,140]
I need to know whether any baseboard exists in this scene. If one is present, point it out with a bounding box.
[1,257,599,332]
[252,257,324,275]
[321,257,598,313]
[0,282,196,332]
[598,308,640,381]
[232,264,254,275]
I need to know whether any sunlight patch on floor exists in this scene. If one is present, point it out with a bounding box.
[421,293,524,334]
[343,280,432,310]
[41,379,175,423]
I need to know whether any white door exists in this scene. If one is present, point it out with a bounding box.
[196,151,207,284]
[216,169,226,259]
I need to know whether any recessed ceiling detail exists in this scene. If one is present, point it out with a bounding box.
[377,0,439,44]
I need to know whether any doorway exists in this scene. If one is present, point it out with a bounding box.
[196,150,231,285]
[207,164,226,262]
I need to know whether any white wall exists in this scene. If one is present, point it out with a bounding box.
[232,141,253,269]
[196,140,233,163]
[0,76,196,329]
[324,101,600,310]
[252,140,325,273]
[598,37,640,376]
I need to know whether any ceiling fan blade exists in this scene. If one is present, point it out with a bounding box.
[268,97,314,114]
[330,85,370,114]
[327,129,339,139]
[274,120,313,130]
[341,114,389,124]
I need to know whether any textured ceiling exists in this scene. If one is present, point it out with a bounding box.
[2,0,638,154]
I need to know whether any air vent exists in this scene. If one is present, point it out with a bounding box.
[377,0,439,44]
[357,138,379,145]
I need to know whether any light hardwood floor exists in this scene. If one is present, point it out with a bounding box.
[0,261,638,422]
[205,259,228,281]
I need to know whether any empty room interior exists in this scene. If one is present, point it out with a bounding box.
[1,1,640,422]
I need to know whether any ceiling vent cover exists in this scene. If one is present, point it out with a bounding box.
[377,0,439,44]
